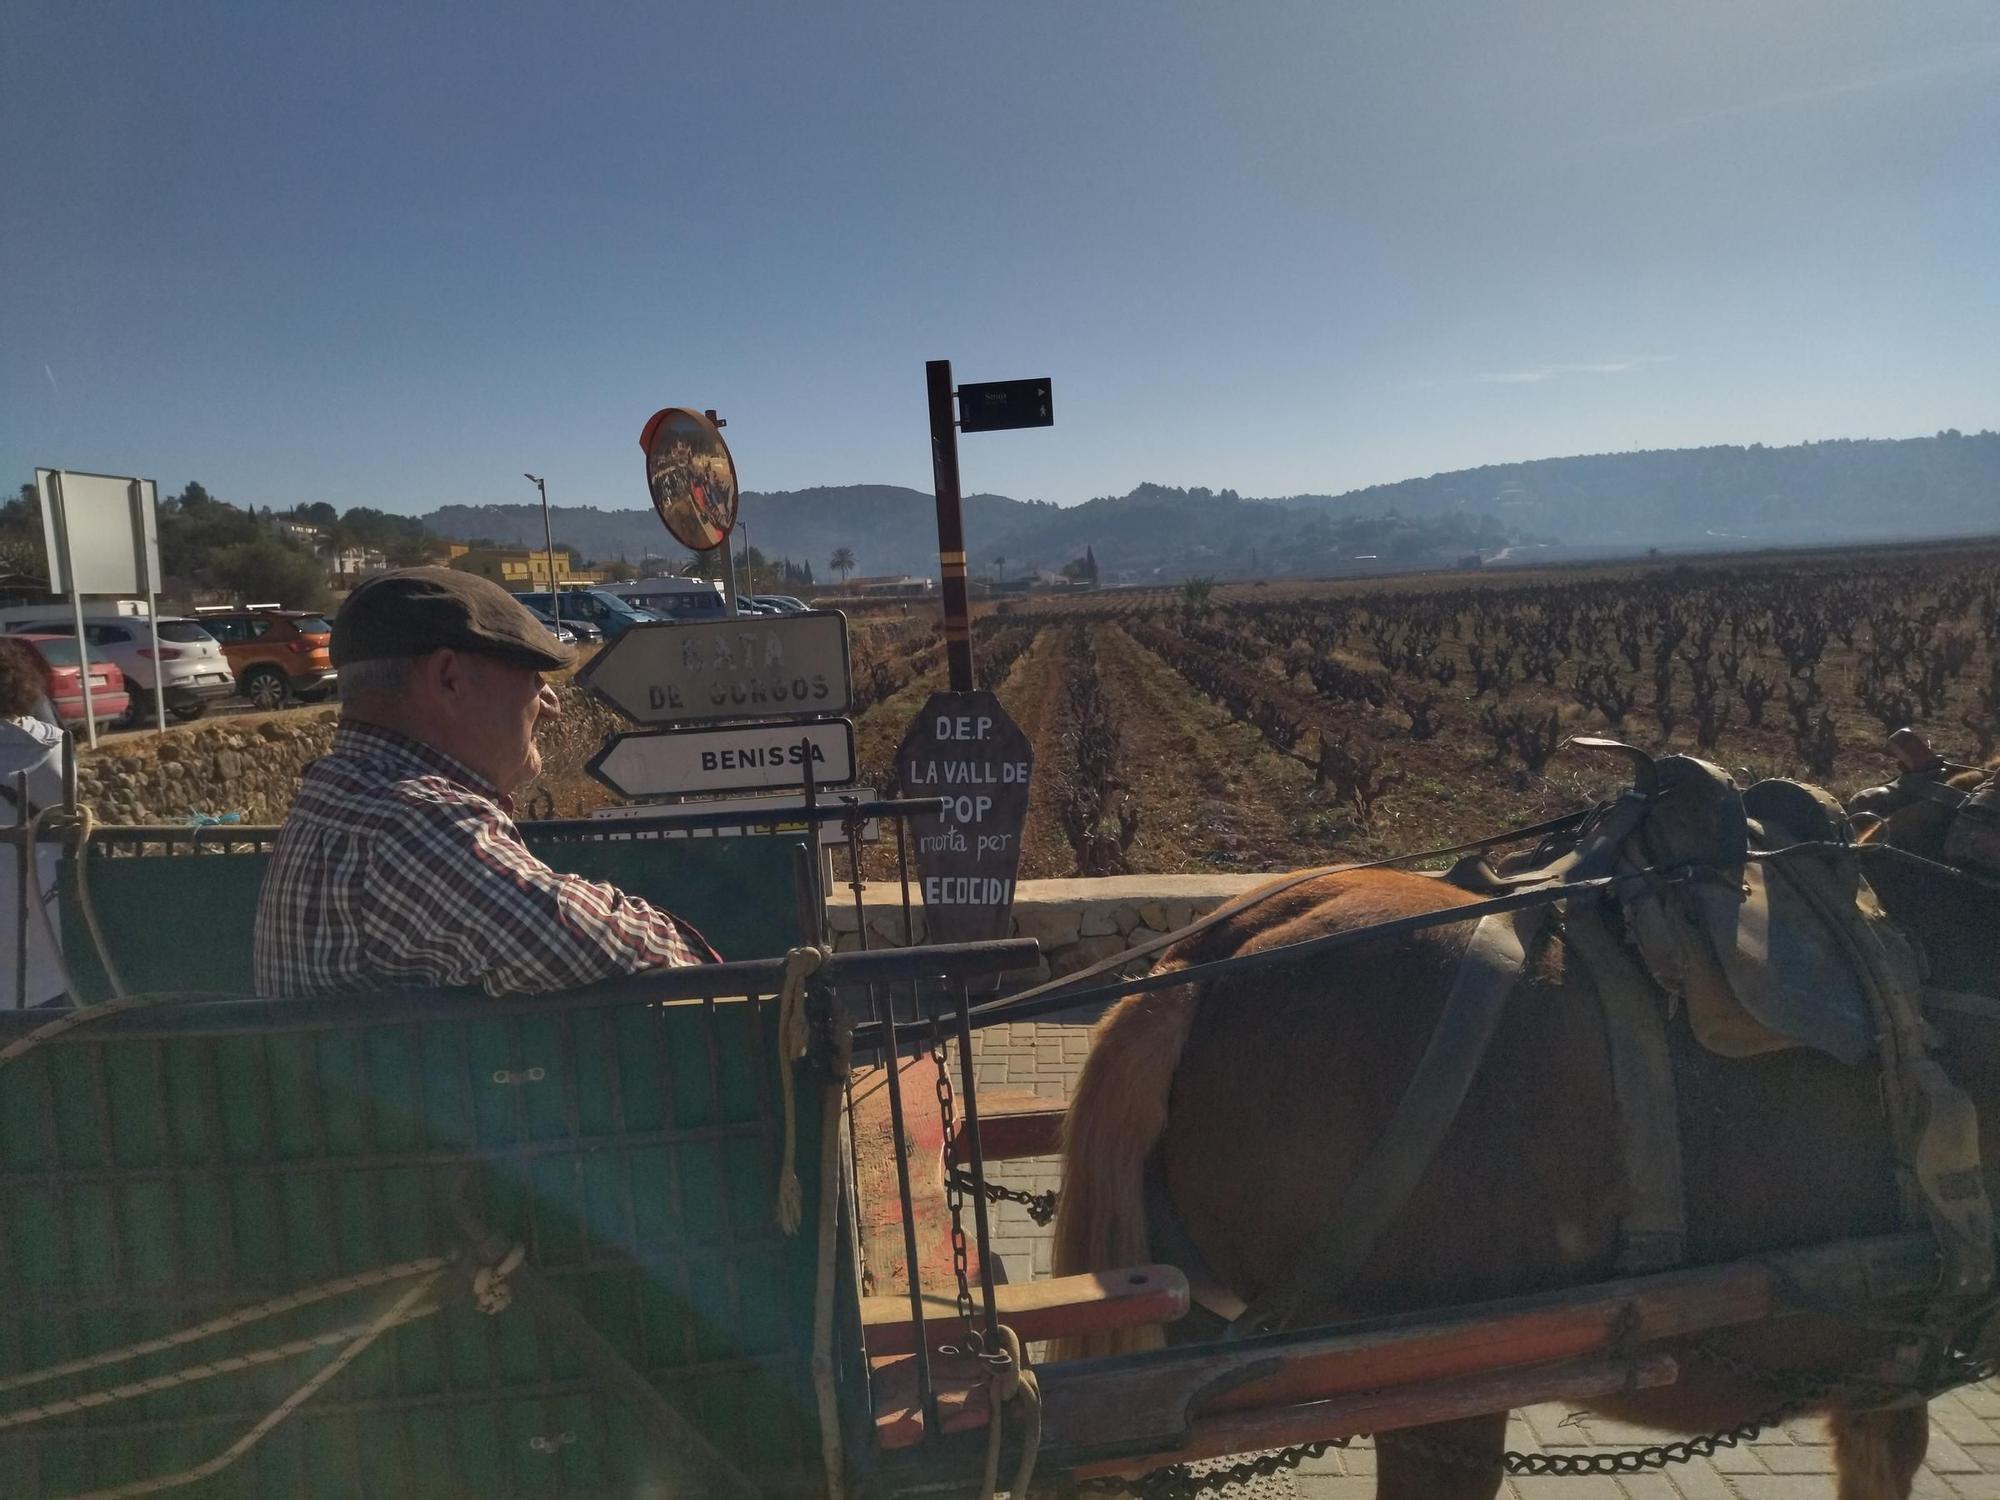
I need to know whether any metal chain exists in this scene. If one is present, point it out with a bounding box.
[928,1001,981,1350]
[948,1169,1059,1227]
[1062,1339,1999,1498]
[1068,1438,1354,1498]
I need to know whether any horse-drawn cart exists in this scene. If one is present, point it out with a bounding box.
[3,749,1996,1499]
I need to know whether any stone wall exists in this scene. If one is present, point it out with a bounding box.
[825,874,1272,985]
[75,713,340,826]
[71,677,621,827]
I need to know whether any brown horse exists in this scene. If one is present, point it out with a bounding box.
[1053,760,2000,1500]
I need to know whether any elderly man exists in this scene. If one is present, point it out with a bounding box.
[254,568,716,997]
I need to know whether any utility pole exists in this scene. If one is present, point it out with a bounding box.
[523,473,560,630]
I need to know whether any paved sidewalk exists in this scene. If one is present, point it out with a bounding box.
[968,1020,2000,1500]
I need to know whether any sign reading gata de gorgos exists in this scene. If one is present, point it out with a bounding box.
[579,612,853,726]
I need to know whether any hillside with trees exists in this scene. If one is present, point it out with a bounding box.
[4,432,1991,606]
[425,433,1998,584]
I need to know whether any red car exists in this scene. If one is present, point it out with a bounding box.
[18,634,132,729]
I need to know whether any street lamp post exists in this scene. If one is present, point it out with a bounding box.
[523,474,560,630]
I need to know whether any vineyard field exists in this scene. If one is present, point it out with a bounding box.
[838,542,2000,881]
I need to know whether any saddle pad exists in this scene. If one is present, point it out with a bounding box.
[1694,861,1874,1065]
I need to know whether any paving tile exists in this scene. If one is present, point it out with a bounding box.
[1290,1477,1378,1500]
[1611,1476,1684,1500]
[1697,1441,1768,1474]
[1934,1401,2000,1446]
[1964,1446,2000,1474]
[1520,1405,1598,1448]
[1652,1459,1741,1500]
[1931,1435,1986,1474]
[1508,1477,1624,1500]
[1751,1444,1835,1474]
[1725,1477,1839,1500]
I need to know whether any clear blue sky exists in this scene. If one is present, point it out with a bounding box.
[5,1,1997,516]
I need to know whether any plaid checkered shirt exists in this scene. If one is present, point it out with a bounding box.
[253,721,717,997]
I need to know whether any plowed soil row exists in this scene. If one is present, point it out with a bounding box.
[1086,622,1320,873]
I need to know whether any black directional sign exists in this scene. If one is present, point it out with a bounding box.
[956,378,1053,433]
[895,690,1033,973]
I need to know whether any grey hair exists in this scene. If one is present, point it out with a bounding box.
[336,656,414,701]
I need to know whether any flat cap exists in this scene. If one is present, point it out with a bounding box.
[332,568,577,671]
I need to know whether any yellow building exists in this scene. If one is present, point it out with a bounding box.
[449,547,608,589]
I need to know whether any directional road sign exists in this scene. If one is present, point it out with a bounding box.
[579,611,853,727]
[588,719,857,799]
[956,377,1053,433]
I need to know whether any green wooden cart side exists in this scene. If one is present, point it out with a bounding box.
[1,837,857,1499]
[54,836,809,1002]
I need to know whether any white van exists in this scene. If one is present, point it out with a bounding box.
[608,576,730,623]
[0,601,236,722]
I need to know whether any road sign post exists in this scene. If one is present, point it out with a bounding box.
[925,360,975,691]
[924,360,1056,693]
[917,361,1053,954]
[34,469,166,743]
[895,690,1032,980]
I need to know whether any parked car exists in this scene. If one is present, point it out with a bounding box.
[608,577,731,624]
[750,595,811,614]
[520,603,598,644]
[194,608,338,710]
[0,606,234,722]
[512,589,659,641]
[16,634,131,730]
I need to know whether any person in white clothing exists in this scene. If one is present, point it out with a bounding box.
[0,639,67,1008]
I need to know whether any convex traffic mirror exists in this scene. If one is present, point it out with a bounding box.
[640,407,738,552]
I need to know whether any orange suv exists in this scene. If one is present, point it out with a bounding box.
[195,609,337,710]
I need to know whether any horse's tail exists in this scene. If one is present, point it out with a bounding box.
[1049,977,1201,1361]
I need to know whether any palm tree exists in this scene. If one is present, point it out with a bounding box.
[829,546,856,585]
[991,553,1006,582]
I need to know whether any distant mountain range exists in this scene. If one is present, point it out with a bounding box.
[424,431,1999,583]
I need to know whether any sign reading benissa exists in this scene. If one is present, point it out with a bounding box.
[588,719,857,800]
[580,612,852,726]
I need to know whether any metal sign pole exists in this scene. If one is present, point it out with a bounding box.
[50,473,99,749]
[925,359,975,692]
[134,480,166,734]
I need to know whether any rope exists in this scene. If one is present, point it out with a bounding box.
[0,1256,449,1397]
[976,1323,1041,1500]
[51,1268,445,1500]
[0,989,194,1071]
[980,807,1594,1017]
[22,802,125,1004]
[0,1299,445,1430]
[0,1235,526,1495]
[773,944,830,1235]
[471,1240,526,1315]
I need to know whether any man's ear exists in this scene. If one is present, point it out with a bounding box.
[407,648,459,703]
